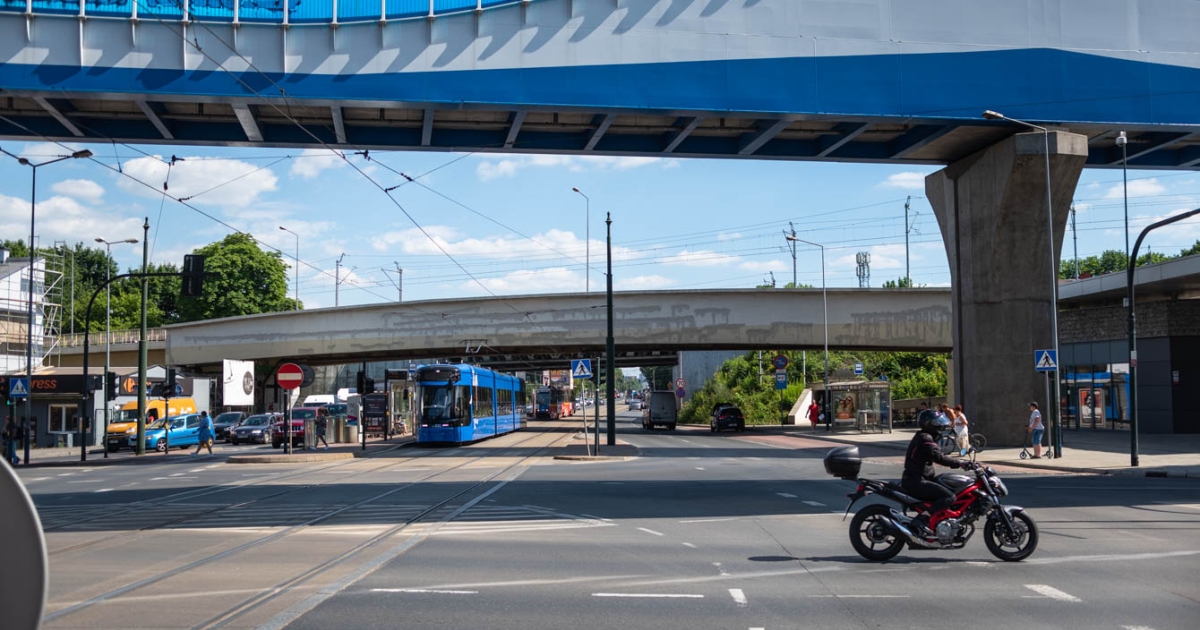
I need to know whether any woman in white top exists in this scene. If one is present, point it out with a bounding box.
[952,404,969,455]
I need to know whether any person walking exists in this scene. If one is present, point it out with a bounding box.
[3,418,20,466]
[807,401,820,428]
[1027,402,1044,459]
[312,407,330,451]
[193,411,214,456]
[952,404,970,455]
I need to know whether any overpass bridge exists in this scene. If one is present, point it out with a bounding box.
[156,288,951,371]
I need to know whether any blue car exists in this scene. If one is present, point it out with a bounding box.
[132,414,203,452]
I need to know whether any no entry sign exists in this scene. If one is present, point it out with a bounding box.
[276,363,304,390]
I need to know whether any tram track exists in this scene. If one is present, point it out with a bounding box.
[41,425,572,627]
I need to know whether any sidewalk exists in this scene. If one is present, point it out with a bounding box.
[784,425,1200,478]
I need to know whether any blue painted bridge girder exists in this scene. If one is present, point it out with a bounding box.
[2,0,1200,168]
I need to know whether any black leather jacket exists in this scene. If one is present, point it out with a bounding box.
[903,430,962,482]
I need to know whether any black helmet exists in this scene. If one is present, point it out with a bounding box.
[917,409,950,434]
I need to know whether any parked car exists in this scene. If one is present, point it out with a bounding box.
[213,411,247,441]
[271,407,320,449]
[711,406,746,433]
[230,413,279,445]
[133,414,202,452]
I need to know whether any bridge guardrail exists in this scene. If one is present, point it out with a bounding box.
[0,0,536,24]
[57,327,167,348]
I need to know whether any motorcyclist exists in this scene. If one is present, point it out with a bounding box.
[903,409,972,538]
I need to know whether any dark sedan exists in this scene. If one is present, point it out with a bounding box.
[230,414,279,445]
[213,411,247,441]
[710,407,746,433]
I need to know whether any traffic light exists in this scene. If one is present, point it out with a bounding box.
[106,371,118,401]
[165,369,177,398]
[0,379,8,405]
[181,254,205,298]
[356,370,375,394]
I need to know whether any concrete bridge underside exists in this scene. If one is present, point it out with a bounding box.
[162,289,951,372]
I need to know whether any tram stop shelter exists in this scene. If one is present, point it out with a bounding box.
[811,380,893,433]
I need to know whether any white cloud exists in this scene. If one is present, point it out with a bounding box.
[659,249,742,267]
[117,155,278,209]
[1105,178,1166,199]
[369,226,640,265]
[475,154,679,181]
[0,192,142,248]
[617,275,675,290]
[737,258,786,273]
[470,267,583,294]
[289,149,346,179]
[879,172,926,190]
[717,232,743,241]
[51,179,105,203]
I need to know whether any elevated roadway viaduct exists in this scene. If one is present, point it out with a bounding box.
[161,288,951,372]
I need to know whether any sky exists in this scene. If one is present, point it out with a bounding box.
[3,140,1200,310]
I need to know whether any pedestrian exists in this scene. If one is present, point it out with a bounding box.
[313,407,330,451]
[1027,402,1044,459]
[3,417,20,466]
[193,411,214,456]
[952,404,970,455]
[807,400,820,428]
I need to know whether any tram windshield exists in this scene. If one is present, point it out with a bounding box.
[419,384,471,425]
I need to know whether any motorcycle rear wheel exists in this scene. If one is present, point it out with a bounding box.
[984,511,1038,562]
[849,504,905,562]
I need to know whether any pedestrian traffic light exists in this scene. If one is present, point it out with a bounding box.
[181,254,205,298]
[106,371,119,401]
[165,369,177,397]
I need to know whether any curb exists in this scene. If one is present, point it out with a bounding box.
[552,455,632,462]
[228,452,356,464]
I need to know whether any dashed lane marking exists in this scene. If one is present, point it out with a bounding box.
[776,493,797,498]
[682,543,698,549]
[802,500,827,507]
[1024,585,1081,602]
[729,588,747,607]
[695,467,706,471]
[94,488,113,493]
[637,527,665,536]
[593,593,704,599]
[680,517,738,524]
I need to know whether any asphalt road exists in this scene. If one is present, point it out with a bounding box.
[16,410,1200,630]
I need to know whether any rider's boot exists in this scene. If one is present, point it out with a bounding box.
[910,514,935,539]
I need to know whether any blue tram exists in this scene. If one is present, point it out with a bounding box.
[415,364,524,444]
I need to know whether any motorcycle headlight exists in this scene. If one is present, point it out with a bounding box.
[989,476,1009,497]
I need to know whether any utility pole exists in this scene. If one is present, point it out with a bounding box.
[904,196,912,286]
[335,253,344,307]
[1071,204,1079,279]
[136,218,149,456]
[397,264,403,302]
[856,252,871,288]
[784,223,797,287]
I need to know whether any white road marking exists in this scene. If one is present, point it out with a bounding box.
[1122,626,1158,630]
[1024,584,1081,602]
[57,473,74,477]
[637,527,664,536]
[371,588,477,594]
[729,588,747,607]
[93,488,113,493]
[680,517,738,524]
[1025,550,1200,566]
[24,477,49,482]
[67,479,102,483]
[776,493,797,498]
[593,593,703,599]
[151,476,197,480]
[808,595,910,599]
[802,500,826,507]
[695,467,706,471]
[964,561,991,567]
[169,473,187,477]
[681,543,698,549]
[188,468,206,472]
[580,514,613,522]
[713,562,729,576]
[1152,502,1200,510]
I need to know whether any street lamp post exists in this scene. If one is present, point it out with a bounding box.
[785,235,829,431]
[572,188,589,292]
[95,236,138,454]
[982,110,1062,458]
[279,226,299,309]
[0,147,92,465]
[1117,131,1130,266]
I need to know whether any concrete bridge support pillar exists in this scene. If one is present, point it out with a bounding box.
[925,131,1088,446]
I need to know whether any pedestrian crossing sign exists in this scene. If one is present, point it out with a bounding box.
[8,376,29,398]
[1034,349,1058,372]
[571,359,593,379]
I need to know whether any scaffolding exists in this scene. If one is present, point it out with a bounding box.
[0,248,63,374]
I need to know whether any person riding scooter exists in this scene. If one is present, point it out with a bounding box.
[903,409,974,539]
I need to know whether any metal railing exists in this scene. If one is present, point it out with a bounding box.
[0,0,536,24]
[57,327,167,348]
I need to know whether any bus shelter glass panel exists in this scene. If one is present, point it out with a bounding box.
[29,0,80,15]
[139,0,184,18]
[1062,364,1129,431]
[240,0,285,22]
[86,0,134,18]
[386,0,427,19]
[338,0,379,22]
[289,0,331,22]
[190,0,236,21]
[819,381,891,433]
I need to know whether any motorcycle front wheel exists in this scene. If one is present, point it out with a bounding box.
[984,511,1039,561]
[849,504,905,562]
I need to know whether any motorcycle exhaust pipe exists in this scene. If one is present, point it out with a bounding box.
[879,514,938,548]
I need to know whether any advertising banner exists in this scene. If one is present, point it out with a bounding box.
[223,359,256,407]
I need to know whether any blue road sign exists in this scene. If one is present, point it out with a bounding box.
[1035,349,1058,372]
[879,375,889,382]
[571,359,593,379]
[775,369,787,390]
[772,354,788,369]
[8,376,29,398]
[854,362,864,375]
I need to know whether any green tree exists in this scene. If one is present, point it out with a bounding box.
[882,277,914,288]
[1136,251,1170,267]
[176,233,299,322]
[640,366,673,390]
[1,239,29,258]
[1180,240,1200,257]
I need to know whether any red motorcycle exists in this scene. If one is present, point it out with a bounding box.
[824,446,1038,562]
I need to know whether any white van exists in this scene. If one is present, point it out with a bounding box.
[303,394,335,406]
